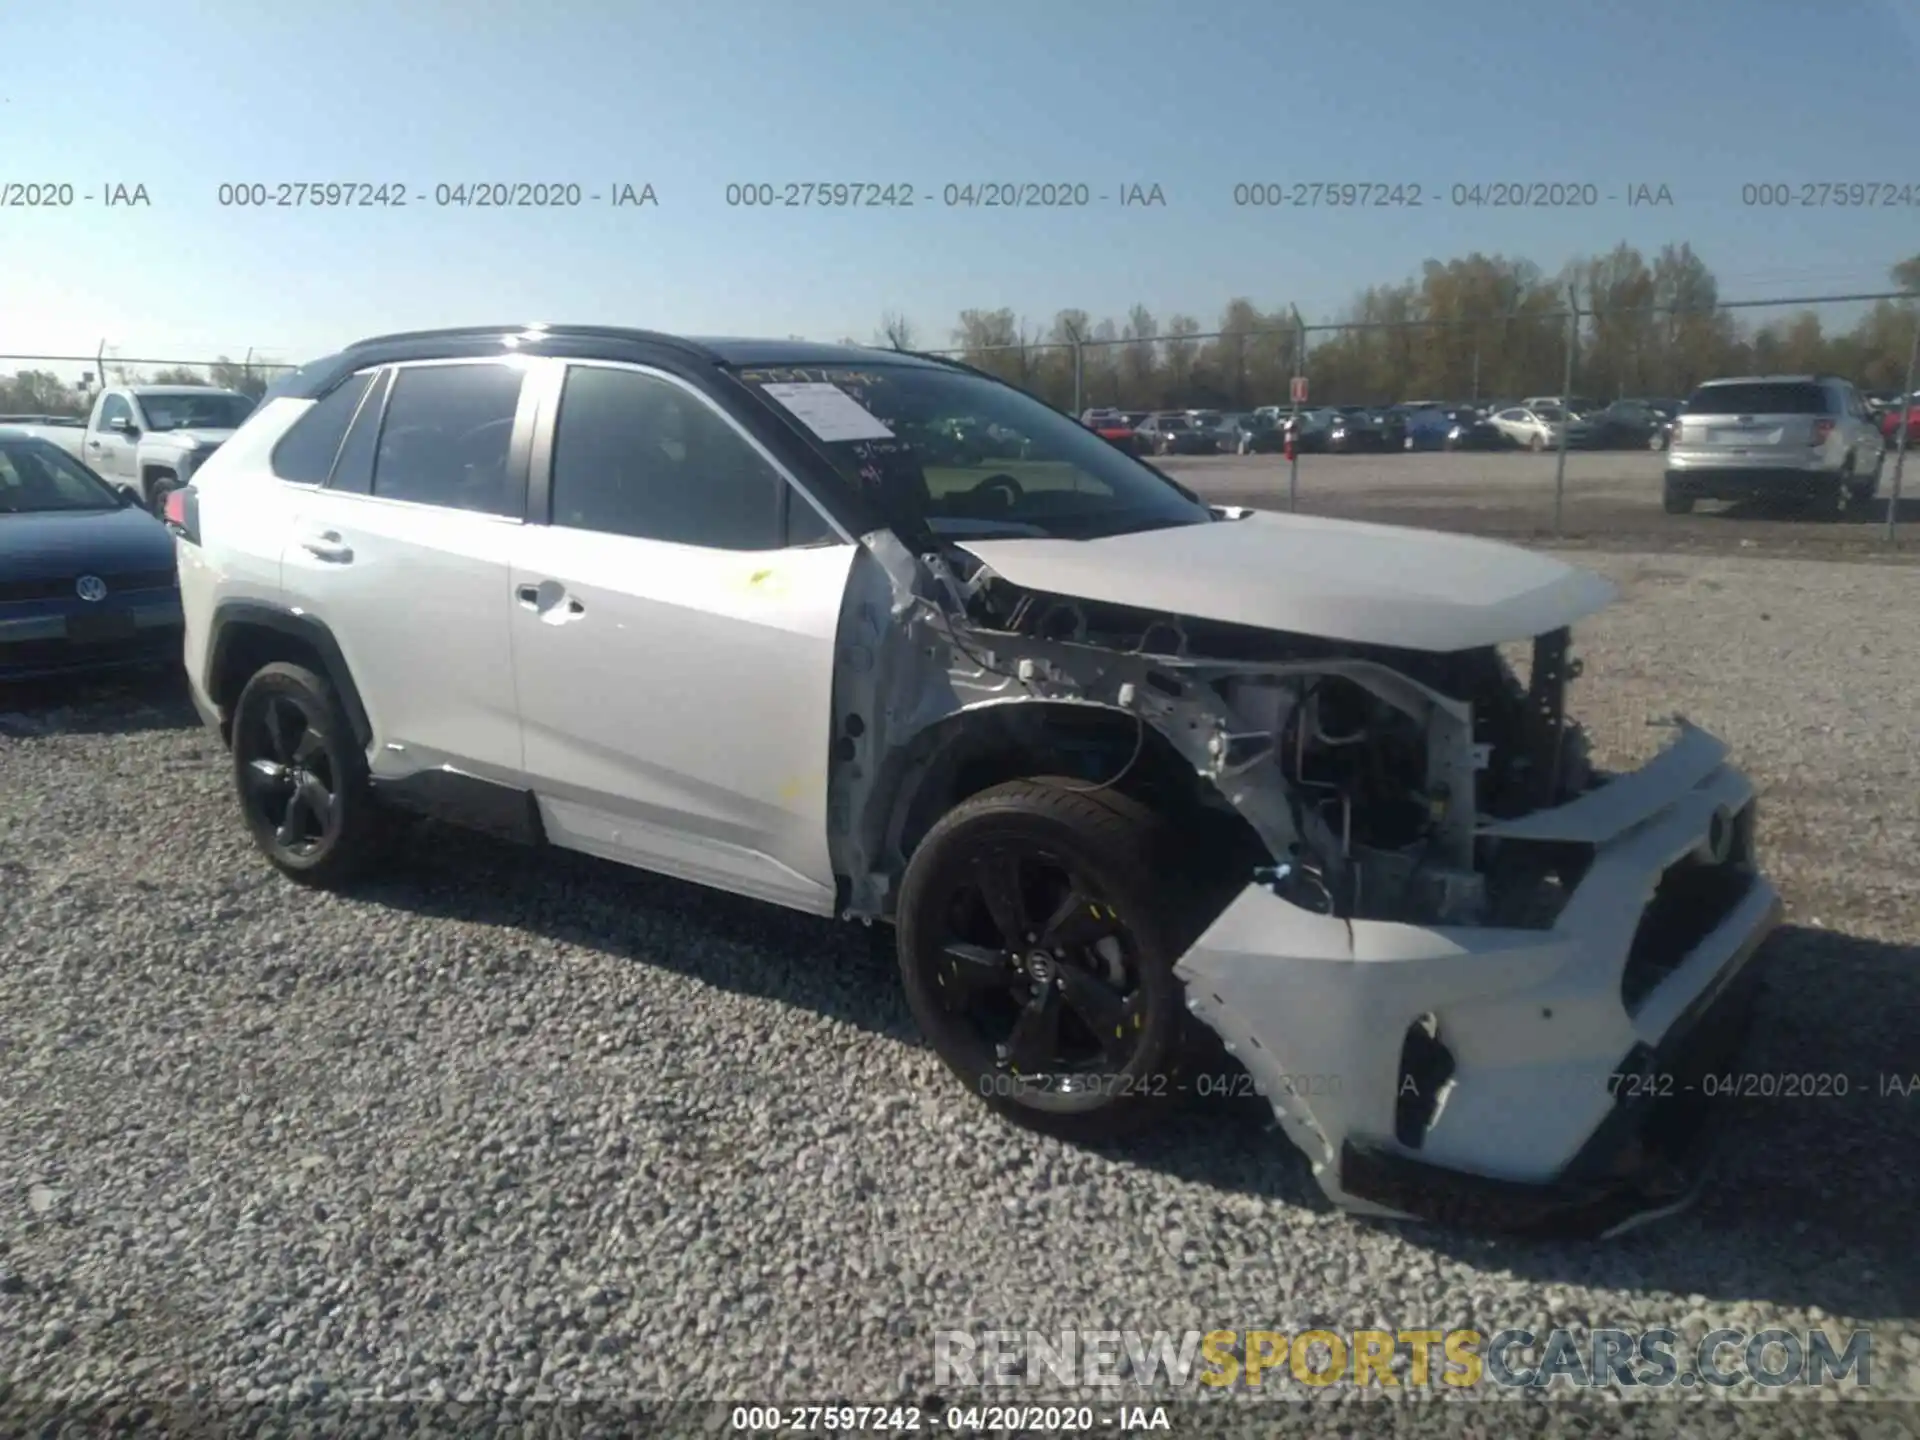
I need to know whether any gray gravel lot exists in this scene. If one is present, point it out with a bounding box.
[1162,450,1920,563]
[1,546,1915,1435]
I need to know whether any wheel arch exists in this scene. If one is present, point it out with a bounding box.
[848,697,1267,923]
[139,461,179,499]
[206,601,374,751]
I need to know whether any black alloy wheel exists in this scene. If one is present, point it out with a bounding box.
[896,778,1190,1141]
[231,662,380,886]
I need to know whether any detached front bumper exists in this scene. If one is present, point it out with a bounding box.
[1174,722,1782,1238]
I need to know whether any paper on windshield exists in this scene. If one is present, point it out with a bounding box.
[759,382,895,442]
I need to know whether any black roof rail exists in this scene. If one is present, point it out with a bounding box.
[342,323,716,359]
[890,348,995,380]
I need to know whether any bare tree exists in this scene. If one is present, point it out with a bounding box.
[875,311,918,351]
[149,366,209,386]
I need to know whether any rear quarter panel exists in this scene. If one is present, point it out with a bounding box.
[175,398,309,694]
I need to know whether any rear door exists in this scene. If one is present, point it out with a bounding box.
[280,358,535,784]
[508,359,856,914]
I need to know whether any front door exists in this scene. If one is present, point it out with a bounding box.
[87,393,139,487]
[509,360,855,914]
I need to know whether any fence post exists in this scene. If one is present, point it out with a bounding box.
[94,340,106,390]
[1553,290,1577,536]
[1885,315,1918,543]
[1071,340,1083,418]
[1288,310,1305,512]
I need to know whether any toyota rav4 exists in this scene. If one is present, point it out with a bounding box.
[166,325,1781,1238]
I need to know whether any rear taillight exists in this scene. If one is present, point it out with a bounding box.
[1811,418,1835,446]
[163,485,199,544]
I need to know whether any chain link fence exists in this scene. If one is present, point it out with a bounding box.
[6,301,1914,542]
[0,348,296,419]
[921,288,1919,544]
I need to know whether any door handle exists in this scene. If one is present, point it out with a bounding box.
[299,531,353,563]
[516,582,584,619]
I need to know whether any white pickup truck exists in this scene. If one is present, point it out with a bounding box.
[11,385,257,516]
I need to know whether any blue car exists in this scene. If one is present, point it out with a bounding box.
[0,430,184,681]
[1396,405,1458,451]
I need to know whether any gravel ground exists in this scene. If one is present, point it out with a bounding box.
[1161,450,1920,563]
[1,547,1915,1437]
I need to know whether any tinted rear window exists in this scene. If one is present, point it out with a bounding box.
[1685,383,1828,416]
[371,363,525,515]
[270,372,374,484]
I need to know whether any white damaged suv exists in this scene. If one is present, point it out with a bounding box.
[165,326,1781,1238]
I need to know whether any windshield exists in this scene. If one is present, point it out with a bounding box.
[735,362,1213,542]
[136,392,256,432]
[0,438,122,513]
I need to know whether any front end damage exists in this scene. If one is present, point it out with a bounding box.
[827,523,1780,1238]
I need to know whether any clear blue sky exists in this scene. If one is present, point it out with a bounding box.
[2,0,1916,370]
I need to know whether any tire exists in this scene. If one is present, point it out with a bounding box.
[1853,451,1883,503]
[230,662,384,888]
[1813,469,1851,521]
[145,474,177,519]
[895,777,1196,1143]
[1661,477,1694,514]
[1529,433,1546,453]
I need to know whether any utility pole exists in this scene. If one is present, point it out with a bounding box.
[1288,305,1306,512]
[1553,288,1577,535]
[1885,316,1918,543]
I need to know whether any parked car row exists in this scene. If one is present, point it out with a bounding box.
[1081,374,1902,518]
[1080,396,1691,457]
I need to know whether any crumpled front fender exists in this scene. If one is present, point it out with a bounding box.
[1173,722,1784,1236]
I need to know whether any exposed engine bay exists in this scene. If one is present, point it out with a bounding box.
[830,525,1600,934]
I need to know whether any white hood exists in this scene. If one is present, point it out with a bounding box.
[155,428,237,448]
[955,510,1617,652]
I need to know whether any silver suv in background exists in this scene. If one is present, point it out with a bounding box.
[1662,375,1884,516]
